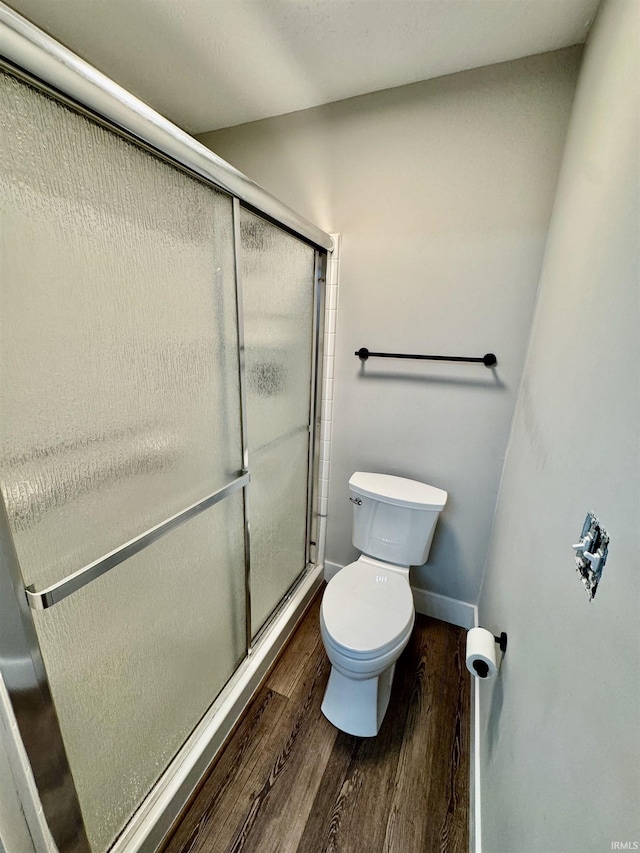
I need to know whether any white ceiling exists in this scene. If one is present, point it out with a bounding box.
[6,0,599,134]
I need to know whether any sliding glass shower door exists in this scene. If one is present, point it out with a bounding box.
[0,70,248,852]
[240,210,316,636]
[0,62,322,853]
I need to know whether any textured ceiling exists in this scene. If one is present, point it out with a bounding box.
[6,0,600,134]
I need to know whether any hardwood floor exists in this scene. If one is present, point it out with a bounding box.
[162,593,470,853]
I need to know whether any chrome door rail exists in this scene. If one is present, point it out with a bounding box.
[25,474,250,610]
[232,199,253,655]
[0,3,333,252]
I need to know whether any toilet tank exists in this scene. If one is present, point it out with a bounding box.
[349,472,447,566]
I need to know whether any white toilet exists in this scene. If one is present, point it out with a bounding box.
[320,472,447,737]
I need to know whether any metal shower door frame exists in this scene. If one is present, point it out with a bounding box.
[0,502,89,852]
[0,5,331,852]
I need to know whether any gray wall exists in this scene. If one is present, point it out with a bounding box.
[199,48,581,603]
[477,1,639,850]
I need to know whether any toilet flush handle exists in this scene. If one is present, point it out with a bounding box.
[349,497,362,505]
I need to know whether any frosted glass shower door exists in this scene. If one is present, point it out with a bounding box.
[240,209,316,635]
[0,72,245,852]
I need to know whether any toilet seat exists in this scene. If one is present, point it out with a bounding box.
[321,614,412,669]
[321,558,414,660]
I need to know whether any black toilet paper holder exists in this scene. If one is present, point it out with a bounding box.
[494,632,508,653]
[472,632,507,678]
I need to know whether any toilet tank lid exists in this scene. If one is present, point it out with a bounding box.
[349,472,448,510]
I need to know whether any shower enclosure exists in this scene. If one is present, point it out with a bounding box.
[0,6,332,853]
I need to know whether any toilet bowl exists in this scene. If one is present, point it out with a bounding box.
[320,473,447,737]
[320,555,414,736]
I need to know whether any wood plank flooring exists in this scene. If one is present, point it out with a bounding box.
[162,592,470,853]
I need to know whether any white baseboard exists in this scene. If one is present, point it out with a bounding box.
[471,677,481,853]
[324,560,342,581]
[411,587,477,630]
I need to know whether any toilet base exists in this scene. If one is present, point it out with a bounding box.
[321,663,396,737]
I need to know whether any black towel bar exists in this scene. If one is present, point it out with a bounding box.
[355,348,497,367]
